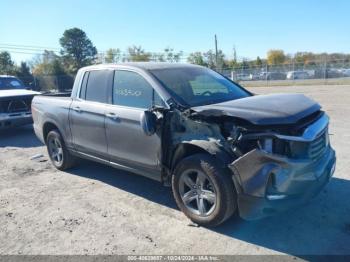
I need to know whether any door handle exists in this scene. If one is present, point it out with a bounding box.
[106,113,120,121]
[72,106,82,113]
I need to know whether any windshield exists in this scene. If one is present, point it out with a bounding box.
[0,77,26,90]
[150,67,250,107]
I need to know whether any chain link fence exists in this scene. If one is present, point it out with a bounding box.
[10,58,350,92]
[14,74,75,92]
[219,58,350,87]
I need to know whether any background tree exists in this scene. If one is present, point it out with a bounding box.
[59,28,97,73]
[267,49,286,65]
[187,50,226,69]
[157,47,183,62]
[241,58,250,70]
[204,49,226,69]
[105,48,121,63]
[52,59,73,91]
[203,50,216,68]
[256,56,263,67]
[31,51,59,75]
[0,51,15,74]
[126,46,151,61]
[187,52,206,66]
[15,62,34,86]
[31,50,72,91]
[294,52,316,65]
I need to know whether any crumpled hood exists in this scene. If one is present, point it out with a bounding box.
[0,89,40,98]
[192,93,321,125]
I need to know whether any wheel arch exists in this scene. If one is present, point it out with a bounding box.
[170,140,233,173]
[42,121,64,144]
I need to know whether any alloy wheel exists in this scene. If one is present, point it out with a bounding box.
[48,137,63,166]
[178,169,217,216]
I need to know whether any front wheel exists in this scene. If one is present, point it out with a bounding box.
[172,153,237,227]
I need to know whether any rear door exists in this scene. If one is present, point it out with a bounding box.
[70,69,112,160]
[105,70,165,175]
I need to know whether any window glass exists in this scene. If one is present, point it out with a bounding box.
[190,75,228,95]
[0,77,25,90]
[10,80,22,87]
[150,67,249,107]
[79,72,89,99]
[154,91,165,107]
[85,70,109,103]
[113,70,160,109]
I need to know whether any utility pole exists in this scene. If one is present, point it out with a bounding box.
[233,45,237,64]
[215,34,218,70]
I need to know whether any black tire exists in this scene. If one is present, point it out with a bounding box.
[172,153,237,227]
[46,129,77,171]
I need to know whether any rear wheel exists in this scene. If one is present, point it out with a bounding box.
[46,129,77,170]
[172,153,237,227]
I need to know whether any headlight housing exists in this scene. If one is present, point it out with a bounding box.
[260,138,291,156]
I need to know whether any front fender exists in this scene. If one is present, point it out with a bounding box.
[179,139,234,167]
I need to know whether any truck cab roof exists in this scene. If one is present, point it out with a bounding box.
[80,62,203,72]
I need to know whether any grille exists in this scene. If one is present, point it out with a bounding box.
[308,129,328,160]
[0,97,33,113]
[287,128,329,160]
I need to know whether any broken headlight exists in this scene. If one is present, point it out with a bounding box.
[259,138,291,156]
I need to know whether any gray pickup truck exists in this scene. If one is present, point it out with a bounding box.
[32,63,336,226]
[0,75,39,129]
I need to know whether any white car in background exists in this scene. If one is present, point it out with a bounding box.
[236,74,252,81]
[0,75,40,129]
[341,69,350,77]
[287,71,309,80]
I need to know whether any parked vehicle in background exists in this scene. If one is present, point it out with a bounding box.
[266,72,286,80]
[255,72,286,80]
[304,70,316,78]
[236,73,252,81]
[287,71,309,80]
[250,73,261,80]
[32,63,336,227]
[326,69,344,78]
[257,72,267,80]
[0,75,40,129]
[341,69,350,77]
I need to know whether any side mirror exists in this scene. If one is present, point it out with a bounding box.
[140,110,157,136]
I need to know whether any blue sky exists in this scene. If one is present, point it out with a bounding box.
[1,0,349,63]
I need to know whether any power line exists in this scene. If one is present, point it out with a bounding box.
[0,43,61,57]
[0,43,192,56]
[0,43,61,51]
[0,49,49,55]
[0,46,60,54]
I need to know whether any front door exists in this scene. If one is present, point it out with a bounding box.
[105,70,163,174]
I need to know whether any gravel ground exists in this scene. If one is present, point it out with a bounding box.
[0,85,349,256]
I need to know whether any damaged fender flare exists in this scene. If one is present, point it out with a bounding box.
[170,140,234,172]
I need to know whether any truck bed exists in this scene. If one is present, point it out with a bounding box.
[31,94,74,144]
[39,91,72,97]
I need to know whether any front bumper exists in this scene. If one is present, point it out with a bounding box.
[229,146,336,220]
[0,112,33,129]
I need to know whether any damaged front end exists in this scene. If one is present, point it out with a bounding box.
[155,93,336,221]
[228,113,336,220]
[173,103,337,220]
